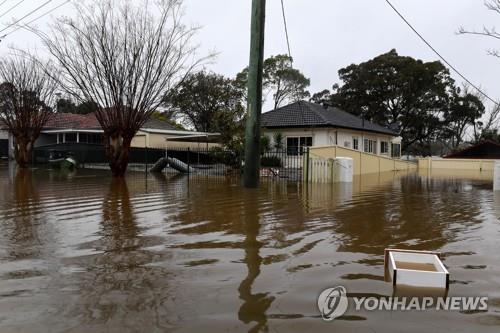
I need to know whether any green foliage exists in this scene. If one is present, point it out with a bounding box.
[150,111,185,130]
[56,98,98,115]
[273,132,284,149]
[312,49,485,155]
[165,71,246,148]
[260,135,270,154]
[442,86,485,148]
[261,155,282,167]
[480,129,500,142]
[237,54,310,109]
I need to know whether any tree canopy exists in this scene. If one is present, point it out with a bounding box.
[165,71,246,149]
[237,54,310,110]
[312,49,485,155]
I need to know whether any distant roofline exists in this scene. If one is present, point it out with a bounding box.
[262,100,398,136]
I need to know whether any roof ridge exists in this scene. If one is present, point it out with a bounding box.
[296,100,334,126]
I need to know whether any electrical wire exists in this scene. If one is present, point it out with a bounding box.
[0,0,70,40]
[280,0,292,60]
[0,1,10,9]
[385,0,500,106]
[0,0,26,20]
[0,0,52,35]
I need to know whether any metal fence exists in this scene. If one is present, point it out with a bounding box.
[32,144,304,181]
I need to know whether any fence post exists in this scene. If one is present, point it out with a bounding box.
[304,147,310,183]
[187,147,190,175]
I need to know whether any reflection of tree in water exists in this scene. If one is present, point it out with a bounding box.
[4,169,41,259]
[238,190,274,333]
[66,178,172,331]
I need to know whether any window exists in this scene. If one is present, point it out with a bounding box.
[391,143,401,158]
[363,139,377,154]
[58,133,64,143]
[66,133,77,143]
[353,137,359,150]
[380,141,389,154]
[78,133,103,145]
[344,141,351,148]
[286,136,312,155]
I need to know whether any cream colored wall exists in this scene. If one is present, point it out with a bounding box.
[308,145,417,176]
[262,127,399,156]
[130,132,220,149]
[418,157,496,172]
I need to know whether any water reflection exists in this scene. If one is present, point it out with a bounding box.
[5,170,41,260]
[238,189,274,333]
[0,166,498,332]
[62,177,173,331]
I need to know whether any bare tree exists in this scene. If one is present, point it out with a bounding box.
[459,0,500,56]
[0,53,58,168]
[35,0,207,176]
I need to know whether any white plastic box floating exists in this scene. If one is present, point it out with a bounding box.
[384,249,449,289]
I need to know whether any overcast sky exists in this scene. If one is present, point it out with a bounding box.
[0,0,499,111]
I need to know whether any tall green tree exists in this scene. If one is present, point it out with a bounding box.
[442,85,485,149]
[165,71,246,148]
[315,50,462,154]
[237,54,310,109]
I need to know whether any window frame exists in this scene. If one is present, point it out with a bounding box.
[286,136,313,156]
[352,137,359,150]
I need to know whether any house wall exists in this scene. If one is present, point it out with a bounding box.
[130,132,220,149]
[35,133,58,147]
[308,145,417,176]
[418,157,496,172]
[262,127,400,157]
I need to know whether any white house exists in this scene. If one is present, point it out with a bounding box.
[261,101,402,157]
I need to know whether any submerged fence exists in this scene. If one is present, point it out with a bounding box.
[32,144,304,181]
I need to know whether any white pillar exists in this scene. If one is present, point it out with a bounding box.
[494,160,500,191]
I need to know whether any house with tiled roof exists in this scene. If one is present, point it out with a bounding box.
[37,112,218,148]
[1,112,219,159]
[261,101,402,157]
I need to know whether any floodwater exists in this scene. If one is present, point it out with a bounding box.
[0,164,499,333]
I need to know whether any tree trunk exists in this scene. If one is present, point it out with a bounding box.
[105,133,133,177]
[14,137,32,168]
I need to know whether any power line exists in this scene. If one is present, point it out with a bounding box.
[0,0,26,20]
[280,0,292,59]
[0,1,10,9]
[1,0,70,39]
[0,0,52,35]
[384,0,500,107]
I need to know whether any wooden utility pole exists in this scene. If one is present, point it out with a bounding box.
[243,0,266,188]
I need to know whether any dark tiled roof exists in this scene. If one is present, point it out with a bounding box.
[444,140,500,159]
[261,101,398,136]
[142,118,178,131]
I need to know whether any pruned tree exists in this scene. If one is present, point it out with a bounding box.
[36,0,207,176]
[0,53,58,168]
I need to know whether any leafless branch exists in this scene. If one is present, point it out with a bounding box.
[0,50,59,167]
[32,0,211,175]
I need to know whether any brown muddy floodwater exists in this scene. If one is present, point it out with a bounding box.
[0,163,499,333]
